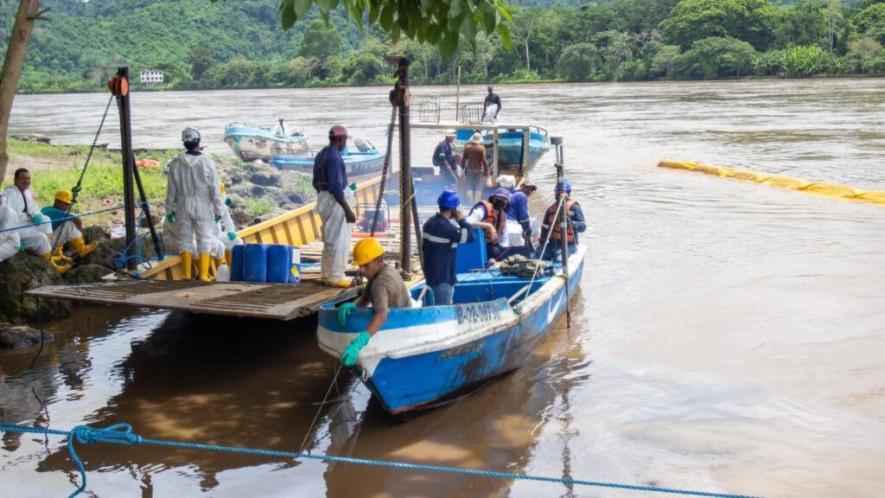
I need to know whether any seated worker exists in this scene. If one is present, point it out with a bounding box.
[1,168,66,272]
[466,188,510,261]
[41,190,97,259]
[536,179,586,261]
[0,196,21,264]
[337,237,411,366]
[421,190,475,306]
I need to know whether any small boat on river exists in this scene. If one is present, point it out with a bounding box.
[455,126,551,169]
[270,139,385,176]
[224,122,309,162]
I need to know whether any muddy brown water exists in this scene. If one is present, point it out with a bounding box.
[2,79,885,497]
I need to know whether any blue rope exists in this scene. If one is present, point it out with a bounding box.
[0,422,762,498]
[0,205,124,235]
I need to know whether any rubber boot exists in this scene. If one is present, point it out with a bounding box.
[224,249,232,267]
[42,252,70,275]
[215,256,226,268]
[70,237,97,258]
[323,277,351,288]
[181,251,193,280]
[198,252,212,282]
[52,244,73,263]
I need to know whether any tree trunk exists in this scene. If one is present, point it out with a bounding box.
[0,0,40,187]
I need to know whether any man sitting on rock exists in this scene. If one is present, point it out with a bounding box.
[0,195,21,264]
[1,168,67,273]
[41,189,97,260]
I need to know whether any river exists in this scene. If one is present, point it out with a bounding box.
[2,79,884,498]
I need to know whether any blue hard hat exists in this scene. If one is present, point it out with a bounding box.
[492,188,511,201]
[438,190,460,209]
[555,179,572,194]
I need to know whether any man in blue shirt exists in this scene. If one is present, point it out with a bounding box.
[421,190,475,305]
[432,130,458,187]
[41,189,97,258]
[506,179,538,256]
[313,125,357,287]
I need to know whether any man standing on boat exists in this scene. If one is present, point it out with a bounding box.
[337,237,411,366]
[536,179,586,261]
[421,190,475,306]
[313,125,357,288]
[466,188,510,262]
[165,128,225,281]
[432,130,459,187]
[460,132,489,205]
[482,85,502,122]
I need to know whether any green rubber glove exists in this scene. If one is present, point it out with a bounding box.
[166,212,175,223]
[31,213,43,225]
[348,182,358,191]
[337,301,357,326]
[225,197,233,208]
[227,231,237,241]
[341,331,370,366]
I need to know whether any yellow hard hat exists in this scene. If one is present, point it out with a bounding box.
[353,237,384,266]
[219,182,226,195]
[55,189,73,204]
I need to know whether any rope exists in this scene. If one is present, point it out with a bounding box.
[0,422,762,498]
[370,105,398,236]
[0,205,123,235]
[70,93,115,207]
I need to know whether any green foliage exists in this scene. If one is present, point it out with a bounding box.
[670,36,757,78]
[846,35,885,72]
[557,43,600,81]
[298,19,343,59]
[650,44,682,77]
[775,0,829,48]
[852,3,885,43]
[661,0,779,50]
[781,44,835,76]
[752,48,787,74]
[243,197,276,217]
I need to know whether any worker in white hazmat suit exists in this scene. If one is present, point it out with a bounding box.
[1,168,68,273]
[312,125,356,287]
[164,128,225,281]
[0,195,21,263]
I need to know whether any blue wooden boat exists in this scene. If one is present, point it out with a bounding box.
[224,122,309,162]
[269,145,386,176]
[455,126,551,168]
[317,245,586,415]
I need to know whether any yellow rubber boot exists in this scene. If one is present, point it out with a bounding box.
[70,237,97,257]
[215,256,226,268]
[323,277,351,288]
[198,252,212,282]
[181,251,193,280]
[52,244,73,263]
[224,249,232,267]
[42,252,70,274]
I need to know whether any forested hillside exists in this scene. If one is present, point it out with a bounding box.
[1,0,883,93]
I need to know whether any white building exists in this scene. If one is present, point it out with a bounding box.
[140,69,164,85]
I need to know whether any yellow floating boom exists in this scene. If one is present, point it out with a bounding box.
[657,160,885,206]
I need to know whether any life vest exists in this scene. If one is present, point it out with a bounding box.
[475,200,505,243]
[543,200,578,243]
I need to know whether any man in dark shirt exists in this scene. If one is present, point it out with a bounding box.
[483,86,502,121]
[432,130,458,187]
[313,125,357,287]
[421,190,475,305]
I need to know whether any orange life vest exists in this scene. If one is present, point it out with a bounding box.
[543,200,578,243]
[475,200,506,243]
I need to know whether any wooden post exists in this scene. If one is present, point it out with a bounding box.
[520,127,530,179]
[385,56,416,275]
[0,0,42,186]
[492,128,499,178]
[109,67,138,270]
[455,66,461,121]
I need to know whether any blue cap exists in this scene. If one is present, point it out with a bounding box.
[438,190,460,209]
[492,188,511,201]
[555,179,572,194]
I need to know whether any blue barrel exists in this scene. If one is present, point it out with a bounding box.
[230,245,246,281]
[266,244,291,284]
[244,244,268,283]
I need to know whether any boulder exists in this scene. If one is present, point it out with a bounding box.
[0,253,71,324]
[0,323,53,349]
[63,264,109,284]
[250,172,282,187]
[287,192,306,204]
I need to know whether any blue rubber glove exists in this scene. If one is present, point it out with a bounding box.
[166,212,175,223]
[227,231,237,241]
[337,301,357,326]
[225,197,233,208]
[341,331,370,366]
[31,213,43,225]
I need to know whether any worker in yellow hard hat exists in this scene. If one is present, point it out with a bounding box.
[40,189,97,260]
[336,237,410,366]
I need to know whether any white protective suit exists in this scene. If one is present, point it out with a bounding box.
[0,198,21,263]
[164,153,225,254]
[209,204,242,260]
[2,186,50,255]
[316,191,351,282]
[51,220,82,245]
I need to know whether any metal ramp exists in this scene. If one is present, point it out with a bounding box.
[27,279,361,321]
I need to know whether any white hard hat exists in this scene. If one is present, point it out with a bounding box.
[496,175,516,189]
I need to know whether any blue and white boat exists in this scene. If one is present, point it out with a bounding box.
[224,122,309,162]
[317,245,585,415]
[455,126,551,168]
[270,140,386,176]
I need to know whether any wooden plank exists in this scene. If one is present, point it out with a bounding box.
[26,280,361,321]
